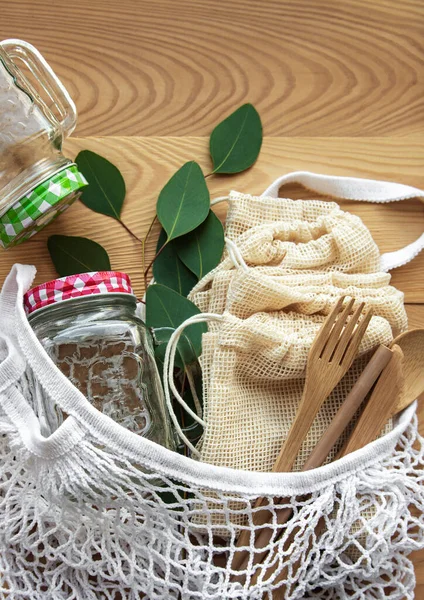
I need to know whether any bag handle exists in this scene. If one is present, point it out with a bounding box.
[0,265,89,457]
[262,171,424,272]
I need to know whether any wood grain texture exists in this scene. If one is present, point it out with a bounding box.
[0,136,423,298]
[0,0,423,591]
[0,0,423,137]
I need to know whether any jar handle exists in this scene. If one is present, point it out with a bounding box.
[0,39,77,138]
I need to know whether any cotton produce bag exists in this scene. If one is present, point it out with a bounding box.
[184,173,418,472]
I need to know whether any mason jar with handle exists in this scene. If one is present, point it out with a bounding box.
[0,39,87,249]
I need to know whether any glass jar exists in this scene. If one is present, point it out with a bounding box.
[23,271,174,450]
[0,39,87,249]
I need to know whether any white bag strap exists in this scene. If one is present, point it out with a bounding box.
[262,171,424,272]
[0,265,88,456]
[163,312,223,457]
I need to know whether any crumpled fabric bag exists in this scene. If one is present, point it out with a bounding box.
[183,171,424,474]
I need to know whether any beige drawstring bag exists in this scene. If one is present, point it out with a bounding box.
[179,172,421,474]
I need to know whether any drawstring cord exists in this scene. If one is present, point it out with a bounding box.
[163,313,223,457]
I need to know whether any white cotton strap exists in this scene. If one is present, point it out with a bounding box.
[163,313,223,457]
[225,237,248,272]
[210,196,229,207]
[261,171,424,272]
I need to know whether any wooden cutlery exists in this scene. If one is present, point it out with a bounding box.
[242,327,424,593]
[232,296,373,571]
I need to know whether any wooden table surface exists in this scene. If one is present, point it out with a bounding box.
[1,0,424,593]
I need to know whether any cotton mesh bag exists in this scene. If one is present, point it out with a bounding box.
[186,173,416,475]
[189,182,382,313]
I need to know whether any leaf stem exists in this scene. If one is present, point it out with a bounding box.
[141,214,158,284]
[144,214,158,242]
[204,172,213,179]
[117,219,143,243]
[144,240,168,288]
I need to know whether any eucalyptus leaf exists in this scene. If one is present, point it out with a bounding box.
[210,103,262,174]
[176,211,224,279]
[76,150,126,219]
[153,229,198,296]
[156,162,210,241]
[146,284,206,366]
[48,235,111,276]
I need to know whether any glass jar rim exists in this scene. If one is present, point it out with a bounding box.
[0,164,87,249]
[26,291,137,320]
[24,270,134,316]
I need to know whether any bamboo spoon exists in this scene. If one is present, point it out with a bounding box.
[391,328,424,413]
[232,297,373,570]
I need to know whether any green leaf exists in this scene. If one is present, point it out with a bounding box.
[210,103,263,174]
[156,161,210,241]
[176,211,224,279]
[48,235,111,276]
[146,284,207,366]
[153,229,198,296]
[75,150,126,219]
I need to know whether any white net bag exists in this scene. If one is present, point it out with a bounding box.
[0,266,424,599]
[1,173,424,599]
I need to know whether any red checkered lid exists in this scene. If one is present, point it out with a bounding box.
[24,271,134,316]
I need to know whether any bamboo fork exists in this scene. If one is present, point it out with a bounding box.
[232,297,373,572]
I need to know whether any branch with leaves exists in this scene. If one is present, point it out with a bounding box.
[47,103,263,452]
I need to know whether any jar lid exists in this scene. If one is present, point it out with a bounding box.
[0,164,87,249]
[24,271,134,316]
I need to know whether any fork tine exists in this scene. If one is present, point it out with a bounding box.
[340,307,374,367]
[320,297,355,361]
[331,302,365,364]
[311,296,346,356]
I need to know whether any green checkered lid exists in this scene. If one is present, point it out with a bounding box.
[0,164,87,249]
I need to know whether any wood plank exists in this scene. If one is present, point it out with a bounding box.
[0,0,423,590]
[1,0,423,137]
[0,136,422,299]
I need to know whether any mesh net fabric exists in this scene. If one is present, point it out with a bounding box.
[191,270,407,334]
[0,392,423,600]
[0,174,422,600]
[199,312,395,476]
[188,193,407,476]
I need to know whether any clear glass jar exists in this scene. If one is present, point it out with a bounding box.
[23,272,174,450]
[0,39,87,248]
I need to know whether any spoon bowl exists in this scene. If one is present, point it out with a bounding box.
[391,328,424,414]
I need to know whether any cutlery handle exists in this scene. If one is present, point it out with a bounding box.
[341,345,404,457]
[302,345,393,470]
[271,383,326,473]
